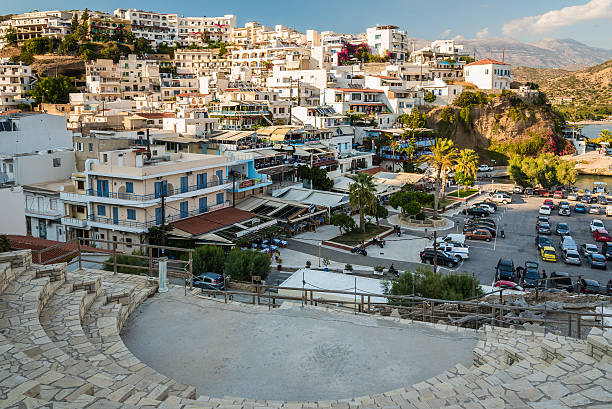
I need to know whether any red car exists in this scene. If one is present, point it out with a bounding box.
[543,199,555,210]
[593,229,611,242]
[553,191,564,199]
[493,280,528,292]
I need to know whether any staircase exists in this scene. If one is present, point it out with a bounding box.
[0,249,610,408]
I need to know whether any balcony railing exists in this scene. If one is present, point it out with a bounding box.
[87,179,230,201]
[208,109,270,117]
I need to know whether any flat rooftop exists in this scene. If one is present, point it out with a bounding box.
[122,290,478,401]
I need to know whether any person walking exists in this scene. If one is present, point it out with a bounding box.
[542,270,547,289]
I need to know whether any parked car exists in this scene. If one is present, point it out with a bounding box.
[436,234,466,246]
[580,243,600,257]
[537,222,552,235]
[496,258,515,281]
[543,199,555,210]
[598,196,608,205]
[539,205,552,215]
[574,203,587,213]
[522,261,541,289]
[466,219,496,230]
[560,236,578,252]
[490,192,512,205]
[589,204,602,215]
[553,190,564,199]
[558,203,571,216]
[540,246,557,262]
[555,223,570,235]
[601,242,612,260]
[581,279,603,294]
[465,229,493,242]
[567,193,578,201]
[536,235,553,250]
[586,253,607,269]
[187,273,226,291]
[419,249,459,268]
[524,187,534,196]
[562,249,582,265]
[469,217,497,226]
[478,164,493,172]
[594,229,612,242]
[550,272,574,292]
[473,201,497,212]
[425,244,469,260]
[536,215,549,227]
[607,205,612,217]
[466,207,491,217]
[464,224,497,237]
[590,219,605,232]
[492,280,528,292]
[513,186,523,194]
[607,279,612,296]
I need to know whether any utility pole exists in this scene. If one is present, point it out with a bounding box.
[160,191,166,255]
[433,230,438,274]
[231,170,236,207]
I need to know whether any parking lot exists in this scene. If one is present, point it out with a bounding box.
[455,195,612,289]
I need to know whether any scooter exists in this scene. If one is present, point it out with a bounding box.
[351,246,368,256]
[500,230,505,239]
[372,238,385,248]
[388,265,399,277]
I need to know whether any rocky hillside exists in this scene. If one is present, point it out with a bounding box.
[426,94,563,155]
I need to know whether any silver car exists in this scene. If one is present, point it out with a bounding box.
[562,249,581,265]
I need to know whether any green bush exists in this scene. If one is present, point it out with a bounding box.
[382,268,483,302]
[224,248,270,281]
[103,250,146,275]
[192,245,225,275]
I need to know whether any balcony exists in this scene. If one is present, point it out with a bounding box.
[61,217,89,228]
[230,178,272,192]
[209,109,270,117]
[87,178,230,202]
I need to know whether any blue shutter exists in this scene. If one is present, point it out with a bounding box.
[197,173,207,189]
[155,207,162,225]
[127,209,136,220]
[180,201,188,218]
[96,180,102,197]
[97,205,106,216]
[216,193,223,205]
[199,197,207,213]
[112,207,118,225]
[125,182,133,193]
[180,176,188,193]
[216,170,223,185]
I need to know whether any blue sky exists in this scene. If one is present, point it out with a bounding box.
[5,0,612,48]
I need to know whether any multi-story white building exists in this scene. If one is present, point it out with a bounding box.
[364,75,424,115]
[365,25,409,62]
[0,150,75,187]
[230,22,305,49]
[464,58,513,90]
[0,10,73,47]
[322,87,395,128]
[23,180,68,241]
[231,45,312,85]
[174,49,232,76]
[177,15,236,47]
[113,9,178,46]
[85,59,121,100]
[0,59,37,111]
[0,113,72,155]
[59,147,234,248]
[86,55,161,100]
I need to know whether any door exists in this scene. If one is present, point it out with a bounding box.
[199,197,207,213]
[155,180,167,198]
[38,219,47,239]
[112,207,119,225]
[197,173,207,189]
[216,170,223,185]
[96,180,110,197]
[155,207,163,225]
[180,176,188,193]
[216,193,224,205]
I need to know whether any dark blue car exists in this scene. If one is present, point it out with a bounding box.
[574,203,587,213]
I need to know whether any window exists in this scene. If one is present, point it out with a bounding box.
[53,158,61,168]
[88,143,93,152]
[351,93,362,101]
[103,154,108,163]
[126,238,133,248]
[375,34,381,39]
[77,181,84,190]
[199,196,207,213]
[127,209,136,220]
[180,176,188,193]
[216,192,224,205]
[125,182,133,193]
[75,142,83,151]
[180,201,188,218]
[76,205,85,213]
[197,172,207,188]
[485,69,489,75]
[97,205,106,216]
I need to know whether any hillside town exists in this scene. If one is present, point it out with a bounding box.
[0,5,611,409]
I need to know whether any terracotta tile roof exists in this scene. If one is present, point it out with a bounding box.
[5,235,110,264]
[133,112,175,119]
[170,207,255,236]
[466,58,510,66]
[359,166,387,176]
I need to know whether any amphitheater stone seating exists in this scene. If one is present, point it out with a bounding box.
[0,249,609,408]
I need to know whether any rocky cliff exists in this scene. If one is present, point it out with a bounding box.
[426,95,562,152]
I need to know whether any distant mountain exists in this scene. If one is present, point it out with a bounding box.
[459,38,612,69]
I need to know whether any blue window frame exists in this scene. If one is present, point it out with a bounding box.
[180,176,188,193]
[125,182,133,193]
[180,201,188,218]
[216,193,224,205]
[97,179,109,197]
[199,197,207,213]
[154,180,167,198]
[216,170,223,184]
[127,209,136,220]
[112,207,119,225]
[155,207,163,225]
[97,205,106,216]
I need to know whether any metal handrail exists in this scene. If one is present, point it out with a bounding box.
[86,178,230,201]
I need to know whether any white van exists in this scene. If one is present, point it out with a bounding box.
[426,244,469,260]
[436,234,466,246]
[606,205,612,217]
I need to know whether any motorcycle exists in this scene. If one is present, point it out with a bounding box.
[372,238,385,248]
[351,246,367,256]
[388,265,399,277]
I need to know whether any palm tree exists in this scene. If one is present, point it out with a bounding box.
[455,149,479,193]
[419,138,458,217]
[401,136,417,170]
[349,173,377,233]
[599,129,611,139]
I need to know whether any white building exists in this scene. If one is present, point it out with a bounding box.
[431,40,465,56]
[0,10,73,47]
[23,180,68,241]
[365,25,409,62]
[113,9,178,46]
[0,150,76,186]
[464,58,513,90]
[0,113,72,155]
[0,187,26,235]
[177,15,236,47]
[0,59,37,111]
